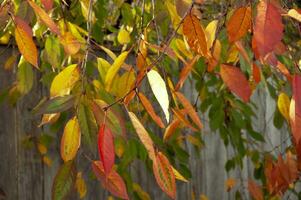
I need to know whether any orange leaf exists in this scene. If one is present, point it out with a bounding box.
[59,32,81,55]
[183,12,207,56]
[14,17,38,68]
[252,63,261,84]
[153,152,176,199]
[138,92,165,128]
[225,178,236,192]
[175,91,202,130]
[220,64,251,102]
[172,108,197,132]
[98,124,115,175]
[248,180,263,200]
[128,111,155,161]
[175,55,199,91]
[28,0,60,35]
[92,161,129,199]
[163,119,181,141]
[253,1,283,57]
[290,75,301,144]
[226,6,251,43]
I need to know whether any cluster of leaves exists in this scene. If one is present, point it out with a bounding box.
[1,0,301,199]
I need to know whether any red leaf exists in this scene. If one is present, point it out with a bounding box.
[252,63,261,84]
[220,64,251,102]
[253,0,284,57]
[98,124,115,175]
[41,0,53,11]
[92,161,129,199]
[153,152,176,199]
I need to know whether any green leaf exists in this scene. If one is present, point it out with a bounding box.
[45,35,62,68]
[33,95,75,115]
[52,161,76,200]
[17,59,34,95]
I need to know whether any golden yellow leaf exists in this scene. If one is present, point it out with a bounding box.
[50,64,80,97]
[226,178,236,192]
[205,20,218,50]
[59,32,81,55]
[200,194,209,200]
[117,28,131,44]
[128,111,155,161]
[287,9,301,22]
[75,172,87,199]
[278,92,290,121]
[0,32,10,45]
[172,166,188,182]
[37,143,47,155]
[38,113,61,127]
[133,183,151,200]
[105,51,129,91]
[42,156,53,167]
[226,46,239,63]
[166,0,182,33]
[60,117,81,162]
[114,71,136,98]
[175,38,193,59]
[147,70,170,123]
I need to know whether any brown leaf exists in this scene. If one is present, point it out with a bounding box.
[226,6,251,43]
[183,12,207,56]
[253,1,284,57]
[14,17,38,68]
[138,92,165,128]
[153,152,176,199]
[220,64,251,102]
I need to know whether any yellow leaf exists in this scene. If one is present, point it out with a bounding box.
[128,111,155,161]
[42,156,53,167]
[172,166,188,182]
[105,51,129,91]
[288,9,301,23]
[60,117,81,162]
[226,178,236,192]
[166,0,182,33]
[59,32,81,55]
[99,45,117,60]
[97,57,111,84]
[200,194,209,200]
[175,38,193,59]
[37,143,47,155]
[147,70,170,123]
[114,71,135,98]
[118,28,131,44]
[278,92,290,121]
[205,20,218,50]
[0,32,10,45]
[226,46,239,63]
[15,17,38,68]
[50,64,80,97]
[80,0,96,23]
[133,183,151,200]
[75,172,87,199]
[38,113,61,127]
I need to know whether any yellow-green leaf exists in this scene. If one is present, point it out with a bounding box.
[75,172,87,199]
[205,20,218,50]
[278,92,290,121]
[105,51,129,91]
[147,70,170,123]
[50,64,80,97]
[128,111,155,161]
[60,117,81,162]
[172,166,188,182]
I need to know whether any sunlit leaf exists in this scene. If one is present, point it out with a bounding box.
[205,20,218,49]
[172,166,188,182]
[163,119,181,141]
[147,70,170,123]
[118,28,131,44]
[287,9,301,22]
[59,32,81,55]
[277,92,290,122]
[60,117,81,162]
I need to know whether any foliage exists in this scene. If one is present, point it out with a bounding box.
[1,0,301,199]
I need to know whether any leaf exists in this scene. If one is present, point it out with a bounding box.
[133,183,151,200]
[138,92,165,128]
[50,64,80,97]
[153,152,176,199]
[128,111,155,161]
[105,51,129,91]
[171,166,188,182]
[98,124,115,175]
[253,1,283,57]
[17,59,34,95]
[172,108,197,131]
[75,172,87,199]
[28,0,60,35]
[118,28,131,44]
[77,100,98,147]
[41,0,53,11]
[248,180,263,200]
[183,12,207,56]
[175,55,198,90]
[59,32,81,55]
[38,113,60,127]
[60,117,81,162]
[205,20,218,49]
[163,119,181,141]
[220,64,251,102]
[32,95,75,115]
[175,91,203,130]
[277,92,290,122]
[287,9,301,22]
[290,75,301,144]
[166,0,182,33]
[147,70,170,123]
[52,161,76,200]
[14,17,38,68]
[226,178,236,192]
[226,6,251,43]
[92,161,129,199]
